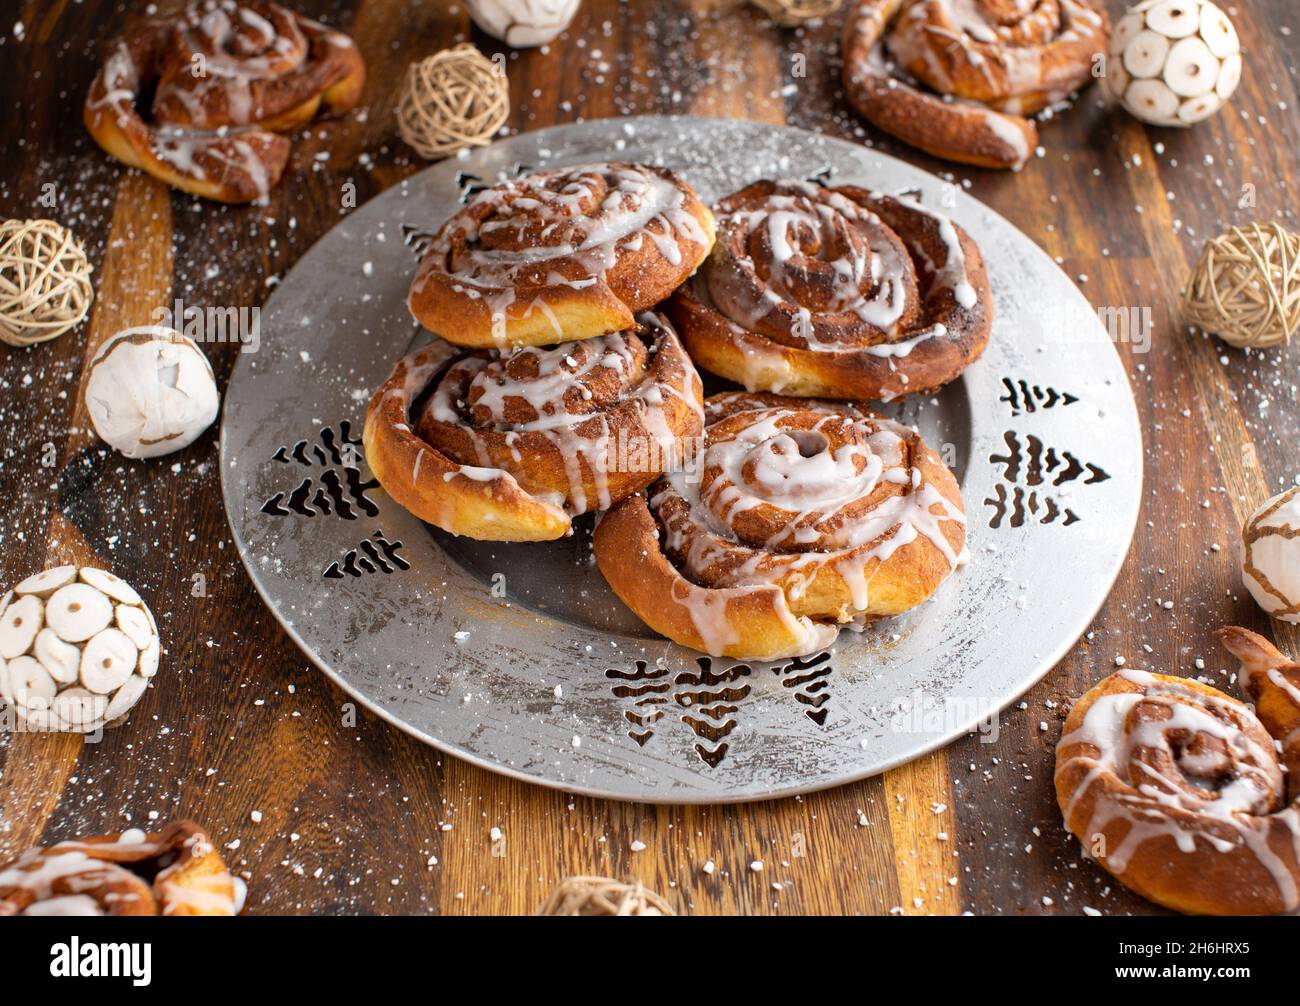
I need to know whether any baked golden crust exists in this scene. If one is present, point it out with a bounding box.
[1055,627,1300,915]
[0,820,241,916]
[842,0,1108,170]
[594,391,966,660]
[408,163,716,348]
[666,180,992,402]
[83,1,365,203]
[595,491,841,661]
[363,315,705,542]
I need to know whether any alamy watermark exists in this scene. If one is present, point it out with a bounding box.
[1033,298,1153,354]
[602,432,704,482]
[889,688,1001,744]
[1096,305,1152,354]
[152,298,260,353]
[0,698,106,743]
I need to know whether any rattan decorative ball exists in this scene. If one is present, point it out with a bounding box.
[750,0,844,26]
[536,875,675,916]
[1182,223,1300,349]
[0,218,94,348]
[396,44,509,160]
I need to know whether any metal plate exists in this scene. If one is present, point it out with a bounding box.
[219,116,1142,803]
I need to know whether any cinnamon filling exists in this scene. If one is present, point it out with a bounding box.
[648,397,964,620]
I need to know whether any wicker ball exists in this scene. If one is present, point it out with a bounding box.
[0,219,94,348]
[750,0,844,26]
[536,875,675,916]
[1182,223,1300,349]
[396,44,509,160]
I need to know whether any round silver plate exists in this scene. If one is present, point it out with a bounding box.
[220,116,1142,803]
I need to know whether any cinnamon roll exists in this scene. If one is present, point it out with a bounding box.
[408,163,716,349]
[0,820,243,916]
[1055,627,1300,915]
[363,314,704,542]
[842,0,1110,170]
[666,180,992,402]
[593,391,966,661]
[84,0,366,203]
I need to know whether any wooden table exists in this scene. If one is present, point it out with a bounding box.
[1,0,1297,916]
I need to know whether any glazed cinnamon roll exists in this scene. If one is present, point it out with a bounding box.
[842,0,1109,170]
[0,820,243,916]
[666,180,992,402]
[408,163,716,349]
[593,391,966,661]
[1055,627,1300,915]
[84,0,366,203]
[364,314,704,542]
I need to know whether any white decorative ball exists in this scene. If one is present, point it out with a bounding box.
[84,326,219,460]
[466,0,580,48]
[1242,487,1300,624]
[0,566,160,733]
[1104,0,1241,126]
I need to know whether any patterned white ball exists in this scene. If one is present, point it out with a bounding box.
[0,566,160,734]
[466,0,581,48]
[1104,0,1241,126]
[1241,487,1300,624]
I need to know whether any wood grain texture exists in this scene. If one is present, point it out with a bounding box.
[0,0,1297,915]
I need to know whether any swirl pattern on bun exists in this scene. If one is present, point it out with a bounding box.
[594,391,966,660]
[0,820,242,916]
[842,0,1109,169]
[84,0,365,203]
[1056,626,1300,915]
[364,314,704,541]
[409,162,716,349]
[667,180,992,402]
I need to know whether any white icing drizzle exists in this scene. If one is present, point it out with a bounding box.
[843,0,1105,170]
[651,399,964,649]
[1270,668,1300,710]
[702,179,977,359]
[888,189,978,309]
[1057,669,1300,910]
[723,187,911,336]
[0,826,239,916]
[150,127,273,201]
[20,894,106,916]
[0,851,123,911]
[669,577,840,659]
[880,0,1105,111]
[414,164,710,344]
[968,104,1032,167]
[417,317,702,517]
[157,868,240,915]
[86,1,355,203]
[183,0,304,79]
